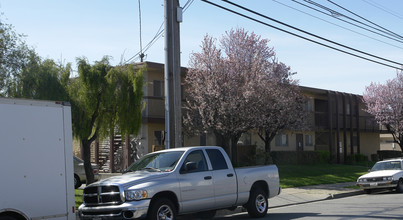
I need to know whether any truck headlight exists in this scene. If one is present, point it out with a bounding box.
[125,189,148,201]
[383,177,393,181]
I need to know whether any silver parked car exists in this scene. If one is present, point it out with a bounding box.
[74,156,100,189]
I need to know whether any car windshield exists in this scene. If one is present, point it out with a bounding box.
[126,151,184,173]
[371,161,402,171]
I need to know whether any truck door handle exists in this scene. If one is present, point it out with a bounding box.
[204,176,212,180]
[227,173,234,177]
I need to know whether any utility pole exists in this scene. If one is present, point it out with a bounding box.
[164,0,182,148]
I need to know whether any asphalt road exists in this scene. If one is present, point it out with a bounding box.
[213,190,403,220]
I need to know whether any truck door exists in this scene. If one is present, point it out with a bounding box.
[178,150,214,213]
[206,149,237,209]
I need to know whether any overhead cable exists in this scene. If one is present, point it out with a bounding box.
[303,0,403,41]
[327,0,403,40]
[292,0,403,44]
[272,0,403,50]
[125,0,195,64]
[361,0,403,20]
[200,0,403,71]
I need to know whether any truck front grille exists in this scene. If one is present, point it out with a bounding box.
[83,185,123,206]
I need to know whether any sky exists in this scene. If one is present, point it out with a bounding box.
[1,0,403,95]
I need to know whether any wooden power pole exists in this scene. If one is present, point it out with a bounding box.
[164,0,182,148]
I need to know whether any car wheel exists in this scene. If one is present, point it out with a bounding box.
[148,198,176,220]
[246,187,268,218]
[396,179,403,193]
[74,174,82,189]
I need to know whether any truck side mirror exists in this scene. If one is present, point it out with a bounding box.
[180,162,197,174]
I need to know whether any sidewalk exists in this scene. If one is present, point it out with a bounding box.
[216,182,363,218]
[270,182,362,208]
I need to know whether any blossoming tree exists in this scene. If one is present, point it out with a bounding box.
[184,28,307,161]
[363,70,403,151]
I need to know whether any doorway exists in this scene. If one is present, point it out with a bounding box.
[296,134,304,151]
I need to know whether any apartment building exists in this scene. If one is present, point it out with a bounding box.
[133,62,382,162]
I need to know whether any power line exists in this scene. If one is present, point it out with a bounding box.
[272,0,403,50]
[327,0,403,40]
[304,0,403,41]
[200,0,403,71]
[125,0,195,64]
[292,0,403,44]
[361,0,403,20]
[222,0,403,67]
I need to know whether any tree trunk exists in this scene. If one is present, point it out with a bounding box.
[264,138,271,153]
[82,139,95,185]
[215,132,230,156]
[123,135,132,169]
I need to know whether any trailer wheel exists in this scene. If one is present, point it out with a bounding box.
[74,174,81,189]
[396,179,403,193]
[148,198,176,220]
[246,188,268,218]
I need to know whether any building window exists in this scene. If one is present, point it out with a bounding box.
[153,80,164,97]
[275,134,288,147]
[304,99,313,112]
[305,134,314,146]
[154,130,164,145]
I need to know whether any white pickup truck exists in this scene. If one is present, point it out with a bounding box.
[78,146,280,219]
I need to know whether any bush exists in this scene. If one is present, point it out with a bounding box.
[346,153,368,165]
[317,150,330,164]
[269,151,326,165]
[377,150,402,160]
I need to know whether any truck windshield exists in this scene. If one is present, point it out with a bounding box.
[371,161,402,171]
[126,151,184,172]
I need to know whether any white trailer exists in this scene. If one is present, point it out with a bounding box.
[0,98,75,220]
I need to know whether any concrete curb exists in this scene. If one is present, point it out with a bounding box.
[215,187,364,218]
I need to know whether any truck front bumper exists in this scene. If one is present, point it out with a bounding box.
[78,199,150,219]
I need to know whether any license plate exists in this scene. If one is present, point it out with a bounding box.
[370,183,377,186]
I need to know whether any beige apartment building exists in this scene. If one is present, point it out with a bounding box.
[86,61,384,171]
[136,62,382,161]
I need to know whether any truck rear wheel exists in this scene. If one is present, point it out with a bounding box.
[246,188,268,218]
[148,198,176,220]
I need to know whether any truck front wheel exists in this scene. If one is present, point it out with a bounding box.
[246,188,268,218]
[148,198,176,220]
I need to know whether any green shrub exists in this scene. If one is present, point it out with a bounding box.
[346,153,368,165]
[270,151,325,165]
[316,150,330,163]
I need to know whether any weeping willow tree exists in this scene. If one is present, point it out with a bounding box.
[69,57,144,184]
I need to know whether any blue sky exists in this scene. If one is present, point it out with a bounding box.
[1,0,403,95]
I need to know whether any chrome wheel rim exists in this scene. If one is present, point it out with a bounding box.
[157,204,174,220]
[255,194,267,214]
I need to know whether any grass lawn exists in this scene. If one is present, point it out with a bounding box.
[75,189,83,210]
[278,164,369,188]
